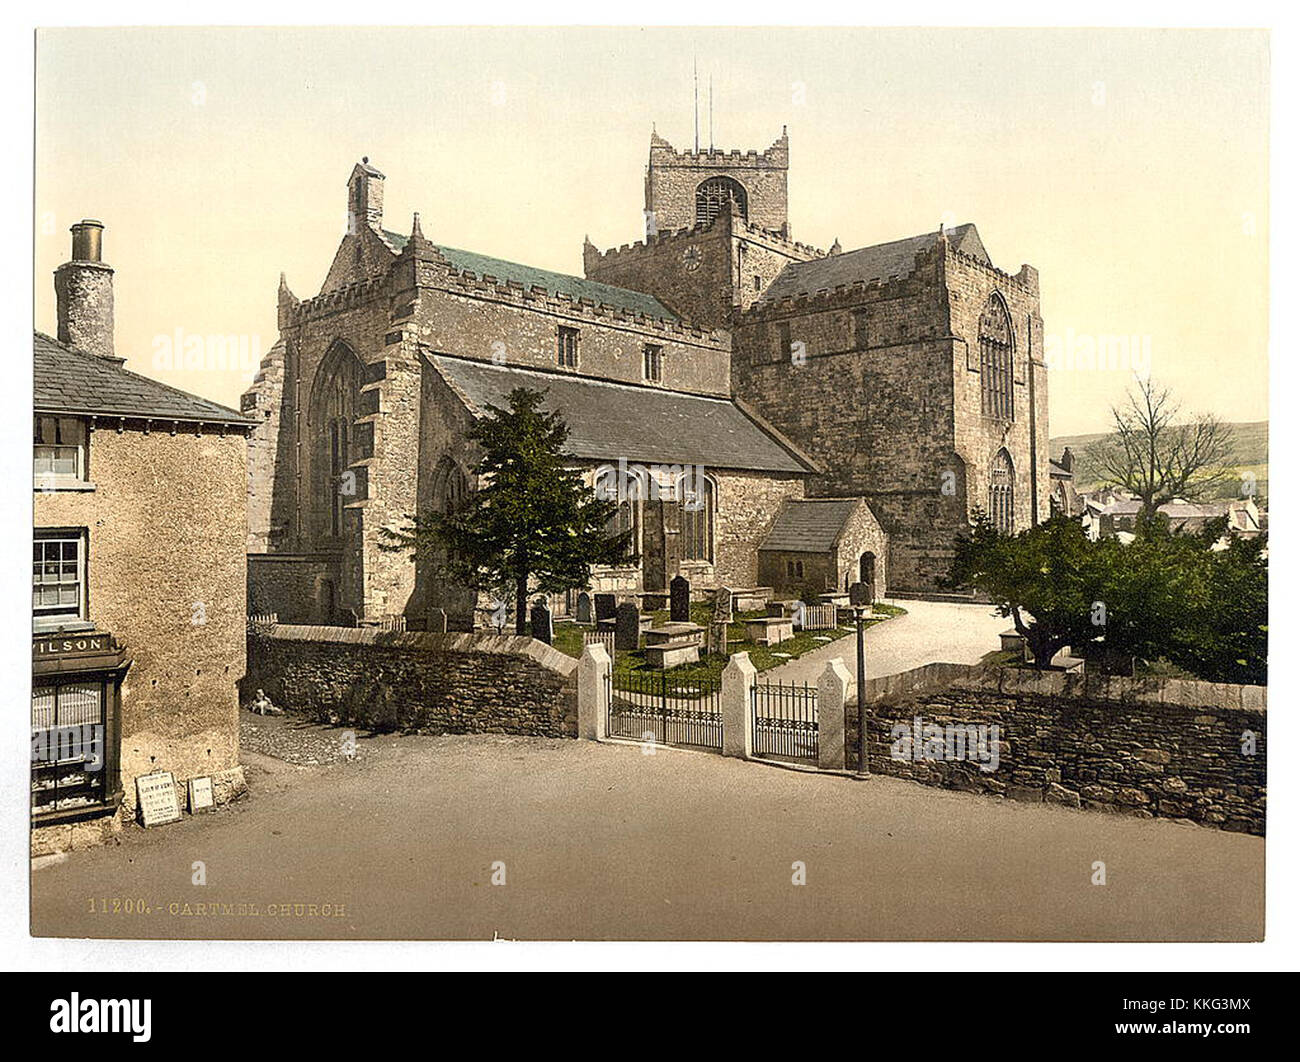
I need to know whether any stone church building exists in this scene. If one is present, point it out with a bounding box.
[243,128,1047,628]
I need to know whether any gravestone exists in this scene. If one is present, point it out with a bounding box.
[575,592,593,625]
[595,593,618,623]
[615,602,642,651]
[707,587,733,656]
[713,586,734,624]
[425,607,448,634]
[766,602,786,618]
[530,600,554,645]
[669,575,692,623]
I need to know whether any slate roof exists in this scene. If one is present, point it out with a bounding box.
[759,498,863,553]
[383,231,676,321]
[426,353,811,474]
[760,223,990,303]
[34,332,255,427]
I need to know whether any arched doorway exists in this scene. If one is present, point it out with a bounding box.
[859,552,876,602]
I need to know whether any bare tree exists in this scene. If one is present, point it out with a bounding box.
[1088,377,1236,517]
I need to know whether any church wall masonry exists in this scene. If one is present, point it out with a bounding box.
[244,130,1048,622]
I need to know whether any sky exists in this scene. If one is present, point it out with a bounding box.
[34,26,1269,437]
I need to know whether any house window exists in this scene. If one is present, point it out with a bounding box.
[34,415,86,483]
[853,309,869,350]
[643,344,663,383]
[557,326,580,369]
[33,533,86,629]
[989,450,1015,534]
[786,559,804,579]
[979,294,1015,420]
[678,472,716,562]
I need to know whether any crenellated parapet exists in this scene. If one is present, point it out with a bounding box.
[425,257,730,349]
[649,128,789,169]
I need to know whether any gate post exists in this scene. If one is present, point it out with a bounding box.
[578,642,611,741]
[817,657,852,770]
[721,651,756,759]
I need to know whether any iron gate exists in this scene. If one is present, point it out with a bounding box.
[751,680,818,763]
[607,671,723,750]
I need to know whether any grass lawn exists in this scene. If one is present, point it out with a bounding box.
[553,601,907,682]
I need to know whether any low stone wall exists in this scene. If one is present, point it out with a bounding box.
[845,665,1266,834]
[245,624,578,737]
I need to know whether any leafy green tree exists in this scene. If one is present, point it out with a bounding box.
[945,511,1104,668]
[946,510,1267,682]
[381,387,631,634]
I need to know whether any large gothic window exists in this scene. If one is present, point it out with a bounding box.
[695,176,748,226]
[979,294,1015,420]
[678,471,716,562]
[309,341,364,540]
[989,449,1015,534]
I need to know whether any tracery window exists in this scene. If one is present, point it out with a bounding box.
[979,294,1015,420]
[989,449,1015,534]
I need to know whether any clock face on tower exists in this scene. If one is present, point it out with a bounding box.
[682,245,703,272]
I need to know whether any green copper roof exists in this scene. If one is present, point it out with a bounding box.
[383,230,677,322]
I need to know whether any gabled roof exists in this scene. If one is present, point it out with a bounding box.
[34,332,254,428]
[759,498,863,553]
[759,223,989,303]
[425,353,812,475]
[382,231,676,322]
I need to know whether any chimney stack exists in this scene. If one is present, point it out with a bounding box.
[55,219,115,360]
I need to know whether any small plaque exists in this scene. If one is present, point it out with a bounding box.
[188,776,215,813]
[136,771,182,828]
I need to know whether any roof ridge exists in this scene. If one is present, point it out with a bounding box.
[423,349,736,402]
[34,330,254,425]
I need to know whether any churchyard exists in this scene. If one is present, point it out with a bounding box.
[552,598,906,681]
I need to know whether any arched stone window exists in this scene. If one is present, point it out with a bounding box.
[678,471,717,562]
[594,465,643,562]
[695,176,748,226]
[979,294,1015,420]
[432,456,470,514]
[989,449,1015,534]
[308,341,364,540]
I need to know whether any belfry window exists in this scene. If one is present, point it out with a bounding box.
[979,294,1015,420]
[695,176,748,226]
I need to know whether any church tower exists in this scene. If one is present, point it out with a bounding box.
[644,128,790,237]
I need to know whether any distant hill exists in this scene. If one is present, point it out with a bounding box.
[1050,421,1268,502]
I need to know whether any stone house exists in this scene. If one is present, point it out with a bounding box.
[33,221,255,854]
[757,498,888,600]
[244,126,1047,623]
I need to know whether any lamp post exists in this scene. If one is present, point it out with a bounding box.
[849,581,871,777]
